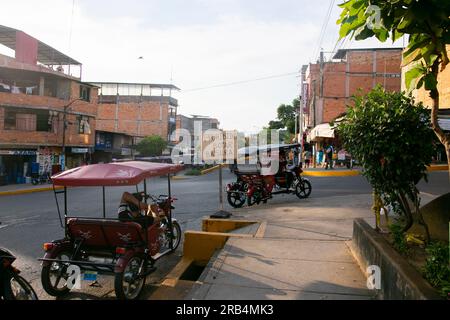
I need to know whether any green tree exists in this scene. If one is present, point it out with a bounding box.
[338,87,435,239]
[337,0,450,179]
[268,98,300,137]
[136,135,167,157]
[268,120,284,130]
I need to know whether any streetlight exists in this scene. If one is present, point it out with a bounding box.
[61,98,83,171]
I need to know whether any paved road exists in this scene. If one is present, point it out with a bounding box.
[0,169,447,299]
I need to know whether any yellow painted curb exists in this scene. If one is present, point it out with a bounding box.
[200,163,226,175]
[303,170,361,177]
[170,175,187,180]
[428,164,448,172]
[0,186,63,197]
[202,219,258,233]
[303,164,447,177]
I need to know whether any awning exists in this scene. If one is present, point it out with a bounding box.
[307,123,335,142]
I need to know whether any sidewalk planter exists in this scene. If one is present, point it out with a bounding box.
[350,219,441,300]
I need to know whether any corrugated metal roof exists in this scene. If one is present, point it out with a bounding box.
[0,25,81,65]
[438,118,450,131]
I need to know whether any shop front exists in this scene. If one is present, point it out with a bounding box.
[307,123,336,167]
[66,147,92,169]
[36,147,62,176]
[0,149,37,185]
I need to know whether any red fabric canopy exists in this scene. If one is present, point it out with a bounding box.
[52,161,184,187]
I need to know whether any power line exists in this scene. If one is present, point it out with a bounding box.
[311,0,336,63]
[182,71,299,93]
[68,0,76,54]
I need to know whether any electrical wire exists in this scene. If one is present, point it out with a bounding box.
[68,0,76,54]
[311,0,336,63]
[182,71,299,93]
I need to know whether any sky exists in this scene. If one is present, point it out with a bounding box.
[0,0,404,133]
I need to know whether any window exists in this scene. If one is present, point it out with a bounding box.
[36,110,50,132]
[4,110,16,130]
[78,116,91,134]
[3,109,44,131]
[80,86,91,102]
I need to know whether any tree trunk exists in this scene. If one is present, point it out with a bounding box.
[430,61,450,181]
[398,192,413,233]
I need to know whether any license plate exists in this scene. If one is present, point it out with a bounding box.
[83,271,98,281]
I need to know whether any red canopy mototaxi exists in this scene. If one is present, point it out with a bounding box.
[51,161,184,187]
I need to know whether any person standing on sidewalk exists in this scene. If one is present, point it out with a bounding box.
[325,143,334,170]
[303,150,311,168]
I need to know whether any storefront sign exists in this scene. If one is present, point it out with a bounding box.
[121,148,132,156]
[0,150,37,156]
[72,148,89,154]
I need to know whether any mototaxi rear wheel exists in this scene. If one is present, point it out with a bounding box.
[114,256,146,300]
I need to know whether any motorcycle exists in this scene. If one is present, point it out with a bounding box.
[227,144,312,207]
[39,161,183,300]
[31,172,52,185]
[0,247,39,300]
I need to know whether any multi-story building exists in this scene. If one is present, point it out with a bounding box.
[302,48,403,164]
[175,115,220,163]
[0,25,98,185]
[91,82,179,162]
[303,48,402,129]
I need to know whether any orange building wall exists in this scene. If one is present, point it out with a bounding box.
[97,101,169,139]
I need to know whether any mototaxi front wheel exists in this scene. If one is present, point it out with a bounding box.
[227,191,246,208]
[295,179,312,199]
[167,220,182,252]
[3,272,38,300]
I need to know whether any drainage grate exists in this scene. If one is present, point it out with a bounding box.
[180,263,206,281]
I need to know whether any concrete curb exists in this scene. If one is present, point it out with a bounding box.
[150,218,261,299]
[350,218,441,300]
[0,186,63,197]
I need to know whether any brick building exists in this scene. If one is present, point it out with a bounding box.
[302,48,403,165]
[91,82,179,162]
[404,45,450,162]
[0,25,98,185]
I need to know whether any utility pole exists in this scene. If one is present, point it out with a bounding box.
[299,65,308,166]
[61,98,82,171]
[319,50,324,98]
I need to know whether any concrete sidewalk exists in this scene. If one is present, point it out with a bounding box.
[187,193,380,300]
[0,183,60,196]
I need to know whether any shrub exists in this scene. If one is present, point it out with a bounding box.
[338,86,435,236]
[185,168,202,176]
[422,241,450,297]
[389,223,409,256]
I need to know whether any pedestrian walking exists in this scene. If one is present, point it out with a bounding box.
[325,143,334,170]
